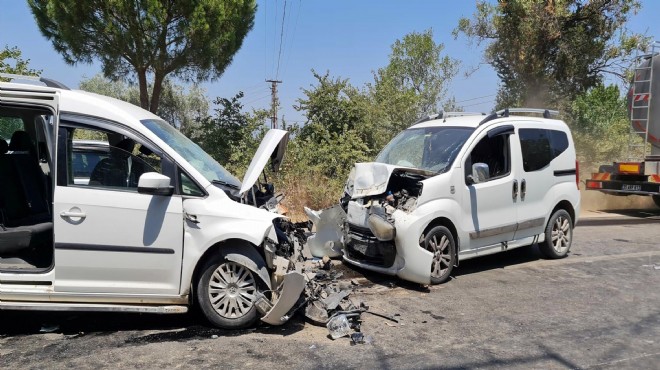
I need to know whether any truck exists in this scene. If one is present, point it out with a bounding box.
[585,41,660,208]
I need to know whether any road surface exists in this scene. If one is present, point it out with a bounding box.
[1,210,658,369]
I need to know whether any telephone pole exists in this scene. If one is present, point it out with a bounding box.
[266,79,282,129]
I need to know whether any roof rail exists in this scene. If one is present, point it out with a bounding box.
[496,108,559,118]
[413,112,443,125]
[478,107,559,126]
[0,73,70,90]
[414,111,485,125]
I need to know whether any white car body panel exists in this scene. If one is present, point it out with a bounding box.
[0,81,291,316]
[53,186,184,295]
[341,114,581,285]
[239,129,289,196]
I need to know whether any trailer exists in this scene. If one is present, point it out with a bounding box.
[585,41,660,208]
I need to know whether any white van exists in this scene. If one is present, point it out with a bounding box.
[0,76,304,329]
[340,109,581,285]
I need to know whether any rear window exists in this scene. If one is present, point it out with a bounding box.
[519,129,569,172]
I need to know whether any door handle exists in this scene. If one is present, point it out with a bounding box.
[60,210,86,219]
[521,179,527,201]
[184,212,199,224]
[512,179,519,200]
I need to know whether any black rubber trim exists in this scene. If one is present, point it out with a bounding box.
[554,169,577,176]
[0,280,52,285]
[55,243,175,254]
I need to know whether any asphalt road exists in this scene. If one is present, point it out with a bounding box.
[1,210,659,369]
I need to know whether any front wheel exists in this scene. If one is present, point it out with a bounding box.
[197,256,260,329]
[539,209,573,259]
[422,226,456,284]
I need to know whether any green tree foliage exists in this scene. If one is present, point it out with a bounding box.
[570,83,631,168]
[0,46,41,139]
[454,0,645,108]
[79,74,209,132]
[29,0,256,113]
[187,92,268,178]
[371,29,459,131]
[0,45,41,79]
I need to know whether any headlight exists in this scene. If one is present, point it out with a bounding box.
[368,214,396,241]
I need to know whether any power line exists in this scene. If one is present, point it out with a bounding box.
[461,99,496,108]
[455,93,497,103]
[282,0,302,79]
[244,93,272,105]
[275,0,288,79]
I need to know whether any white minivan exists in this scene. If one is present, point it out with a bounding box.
[0,76,303,329]
[340,109,581,285]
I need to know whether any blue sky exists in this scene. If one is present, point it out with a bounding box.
[2,1,660,124]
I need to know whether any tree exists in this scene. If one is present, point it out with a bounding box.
[0,46,42,139]
[79,74,209,132]
[29,0,256,113]
[0,45,41,81]
[370,29,459,133]
[570,83,631,167]
[454,0,646,108]
[187,92,268,177]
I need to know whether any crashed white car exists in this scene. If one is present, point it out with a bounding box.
[330,110,580,285]
[0,75,303,329]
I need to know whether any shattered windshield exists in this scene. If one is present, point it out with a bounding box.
[141,119,241,188]
[376,126,474,173]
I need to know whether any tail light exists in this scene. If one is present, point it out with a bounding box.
[576,160,580,189]
[616,162,642,175]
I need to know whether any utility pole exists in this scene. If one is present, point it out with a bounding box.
[266,79,282,129]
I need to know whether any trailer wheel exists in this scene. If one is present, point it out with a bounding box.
[653,195,660,208]
[539,209,573,259]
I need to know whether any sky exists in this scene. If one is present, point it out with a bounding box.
[2,0,660,125]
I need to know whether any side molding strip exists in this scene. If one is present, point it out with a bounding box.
[55,243,175,255]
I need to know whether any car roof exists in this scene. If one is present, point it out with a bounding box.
[409,113,568,131]
[1,80,160,129]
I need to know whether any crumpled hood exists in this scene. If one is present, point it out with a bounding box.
[240,129,289,196]
[350,162,435,198]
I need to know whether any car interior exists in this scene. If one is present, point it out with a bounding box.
[0,106,54,271]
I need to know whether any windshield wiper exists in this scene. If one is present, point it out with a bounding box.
[212,179,240,190]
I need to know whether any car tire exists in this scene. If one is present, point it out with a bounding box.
[653,195,660,208]
[539,209,573,259]
[196,255,261,329]
[423,226,456,284]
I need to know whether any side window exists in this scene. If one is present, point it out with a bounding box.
[66,126,161,190]
[519,129,568,172]
[466,133,511,181]
[179,170,204,197]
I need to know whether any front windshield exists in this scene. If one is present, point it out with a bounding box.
[141,119,241,188]
[376,126,474,173]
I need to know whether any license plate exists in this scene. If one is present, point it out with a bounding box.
[622,184,641,191]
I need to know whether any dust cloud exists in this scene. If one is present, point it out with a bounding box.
[580,189,655,214]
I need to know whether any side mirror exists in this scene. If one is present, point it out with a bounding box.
[137,172,174,196]
[467,163,490,184]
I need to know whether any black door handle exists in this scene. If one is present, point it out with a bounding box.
[521,179,527,201]
[512,179,518,200]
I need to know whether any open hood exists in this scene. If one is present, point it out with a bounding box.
[240,129,289,196]
[350,162,435,199]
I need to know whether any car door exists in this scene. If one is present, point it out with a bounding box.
[460,124,519,251]
[513,124,570,240]
[53,120,183,296]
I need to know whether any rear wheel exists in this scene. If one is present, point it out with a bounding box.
[652,195,660,208]
[197,256,260,329]
[423,226,456,284]
[539,209,573,259]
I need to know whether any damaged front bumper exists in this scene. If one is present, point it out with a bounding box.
[257,271,306,325]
